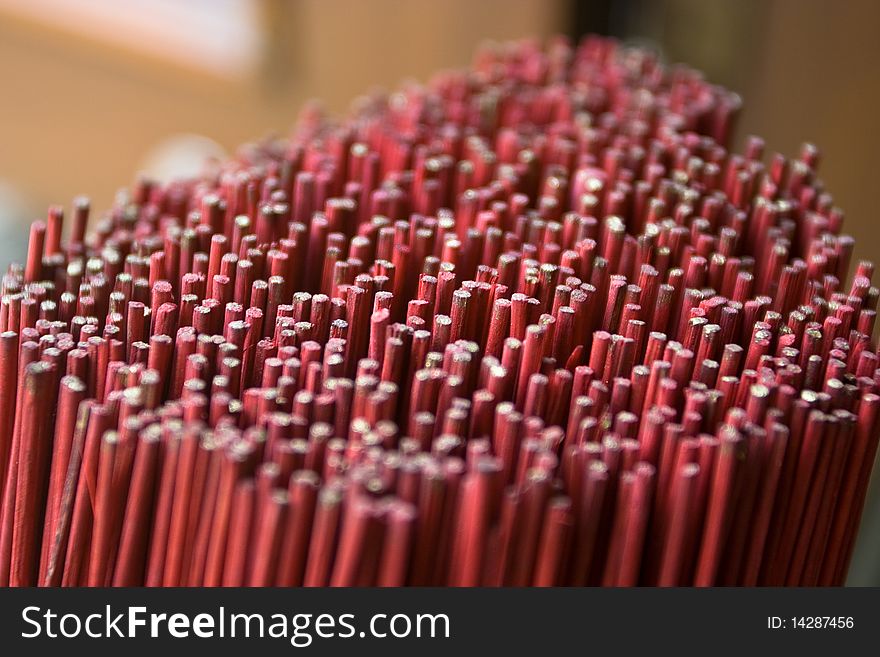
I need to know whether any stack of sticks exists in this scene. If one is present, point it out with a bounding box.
[0,35,878,587]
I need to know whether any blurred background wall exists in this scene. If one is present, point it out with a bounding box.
[0,0,878,582]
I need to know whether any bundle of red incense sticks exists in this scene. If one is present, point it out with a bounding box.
[0,35,878,588]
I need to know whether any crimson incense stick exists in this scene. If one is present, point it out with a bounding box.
[0,35,878,587]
